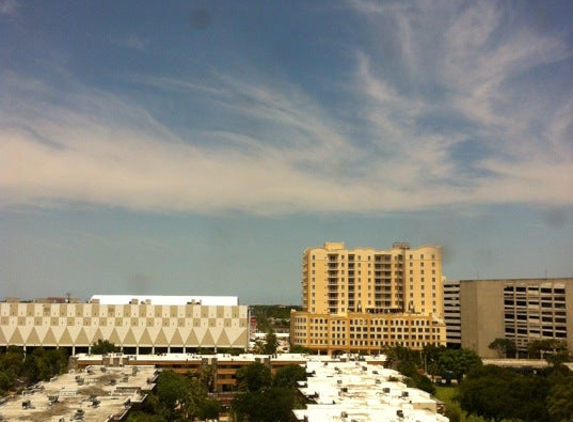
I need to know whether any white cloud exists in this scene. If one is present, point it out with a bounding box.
[347,0,573,205]
[1,0,572,215]
[0,0,19,17]
[119,34,149,51]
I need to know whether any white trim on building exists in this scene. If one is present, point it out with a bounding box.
[90,295,239,306]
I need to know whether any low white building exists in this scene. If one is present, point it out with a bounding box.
[296,356,448,422]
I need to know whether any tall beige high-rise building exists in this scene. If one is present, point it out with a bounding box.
[291,242,446,354]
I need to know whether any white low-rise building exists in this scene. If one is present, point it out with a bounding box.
[296,356,448,422]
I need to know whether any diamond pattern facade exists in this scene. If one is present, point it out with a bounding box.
[0,301,250,352]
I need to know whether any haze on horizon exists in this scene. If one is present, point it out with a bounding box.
[1,0,572,303]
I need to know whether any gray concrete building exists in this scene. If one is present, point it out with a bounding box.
[459,278,573,358]
[443,280,461,348]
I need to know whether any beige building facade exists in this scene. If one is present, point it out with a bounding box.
[460,278,573,358]
[0,295,250,354]
[291,242,446,354]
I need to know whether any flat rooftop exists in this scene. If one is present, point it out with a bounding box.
[297,357,448,422]
[90,295,239,306]
[0,365,156,422]
[74,352,309,365]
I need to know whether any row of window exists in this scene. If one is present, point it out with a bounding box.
[505,328,567,338]
[1,318,246,328]
[1,311,242,318]
[305,318,433,326]
[309,339,441,348]
[504,285,565,294]
[312,332,436,341]
[311,254,436,261]
[505,314,567,323]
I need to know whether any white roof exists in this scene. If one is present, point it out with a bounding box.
[293,405,448,422]
[299,357,447,422]
[90,295,239,306]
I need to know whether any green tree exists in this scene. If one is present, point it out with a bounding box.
[545,350,571,367]
[45,349,68,376]
[155,370,220,422]
[397,360,435,395]
[436,348,482,381]
[458,365,549,422]
[488,338,517,358]
[0,346,25,382]
[125,369,220,422]
[421,344,446,376]
[91,339,120,354]
[22,347,68,383]
[458,365,518,422]
[125,411,167,422]
[235,361,272,392]
[233,387,296,422]
[0,371,11,393]
[155,370,189,421]
[250,305,300,332]
[527,339,568,359]
[196,364,217,392]
[547,379,573,422]
[273,364,307,389]
[384,345,419,368]
[196,396,222,421]
[288,345,314,354]
[186,378,220,421]
[511,375,550,422]
[262,329,278,355]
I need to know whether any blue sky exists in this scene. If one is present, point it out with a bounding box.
[1,0,572,304]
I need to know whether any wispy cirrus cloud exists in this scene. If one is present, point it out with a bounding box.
[1,0,572,215]
[0,71,370,215]
[347,0,573,198]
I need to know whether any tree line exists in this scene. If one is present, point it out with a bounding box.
[488,337,569,364]
[457,363,573,422]
[0,346,68,394]
[250,305,301,332]
[382,344,573,422]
